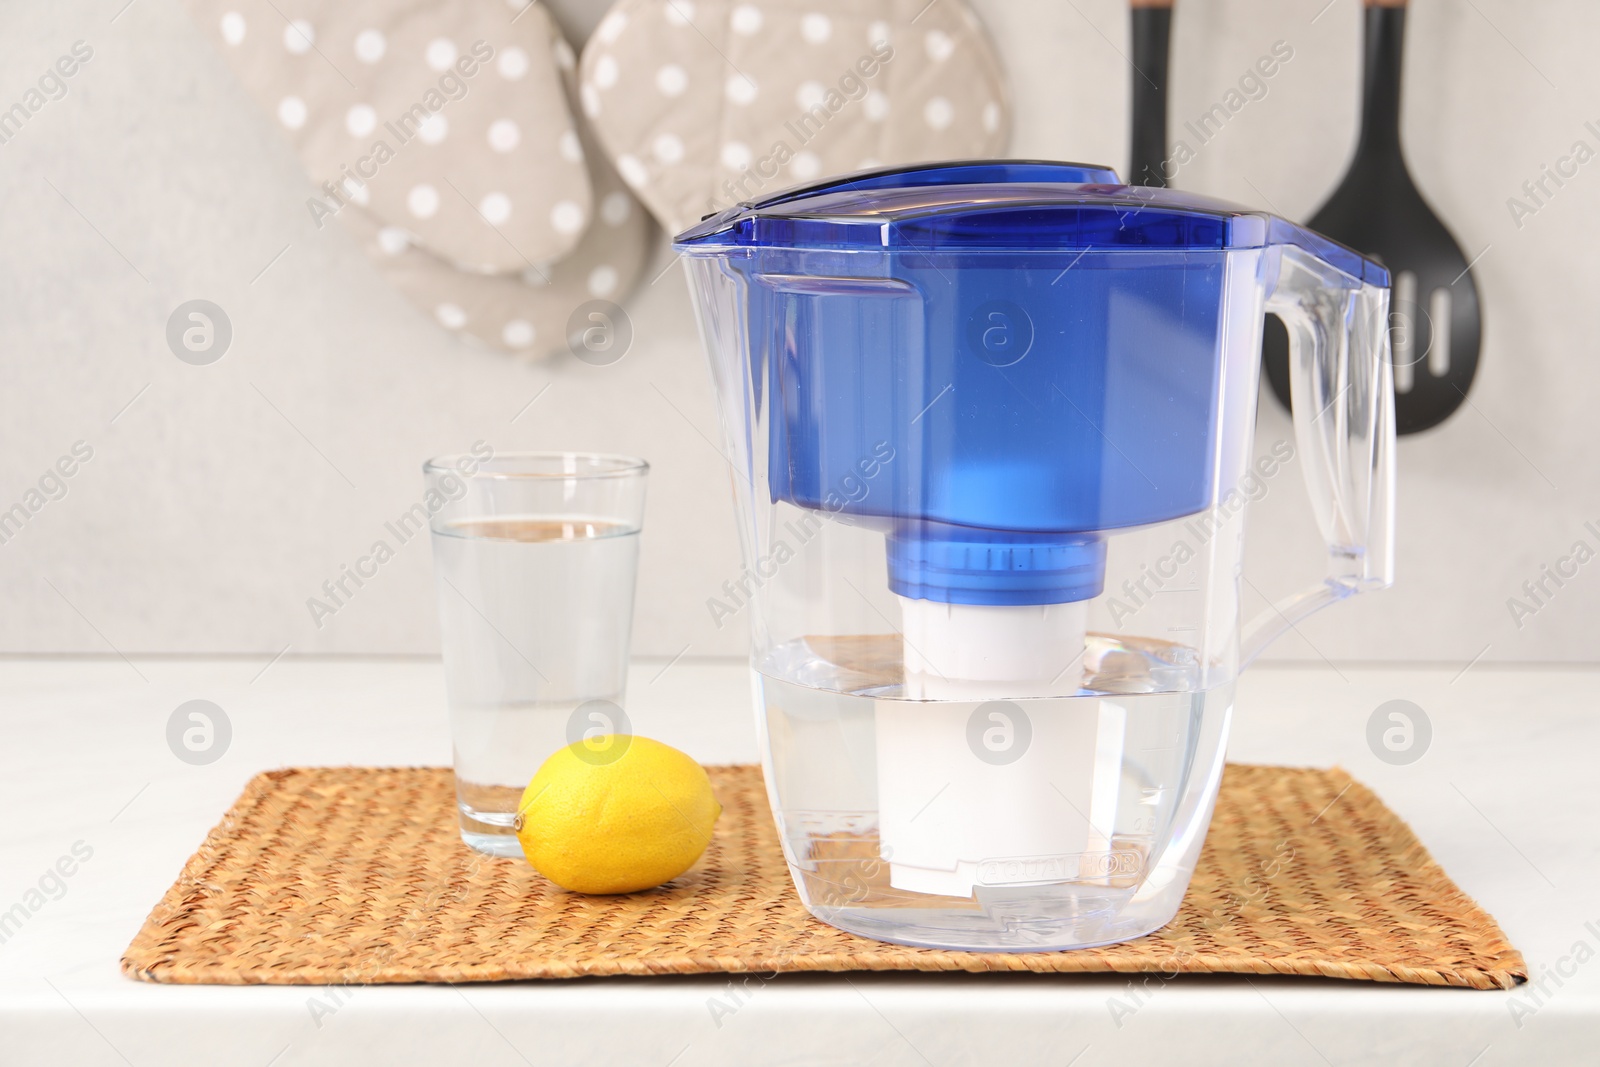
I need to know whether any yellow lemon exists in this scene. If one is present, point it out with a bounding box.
[515,735,721,894]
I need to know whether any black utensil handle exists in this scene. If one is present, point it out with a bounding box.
[1360,0,1407,156]
[1129,0,1173,188]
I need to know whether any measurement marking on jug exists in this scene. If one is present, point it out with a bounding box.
[976,850,1144,886]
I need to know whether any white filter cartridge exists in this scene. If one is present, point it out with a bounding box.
[877,597,1120,897]
[900,599,1088,701]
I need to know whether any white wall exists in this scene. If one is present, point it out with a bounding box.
[0,0,1594,665]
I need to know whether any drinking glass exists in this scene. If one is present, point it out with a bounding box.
[424,451,648,856]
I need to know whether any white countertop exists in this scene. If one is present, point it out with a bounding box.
[1,656,1594,1066]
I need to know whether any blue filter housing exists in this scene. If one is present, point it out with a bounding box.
[676,161,1384,611]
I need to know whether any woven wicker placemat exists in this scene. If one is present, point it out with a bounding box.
[122,763,1524,989]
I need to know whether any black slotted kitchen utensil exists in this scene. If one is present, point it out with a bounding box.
[1129,0,1174,188]
[1263,0,1481,434]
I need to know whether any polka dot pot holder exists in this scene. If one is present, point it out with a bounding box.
[577,0,1012,233]
[338,71,650,358]
[186,0,650,356]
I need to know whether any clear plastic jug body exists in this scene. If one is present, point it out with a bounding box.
[679,165,1393,951]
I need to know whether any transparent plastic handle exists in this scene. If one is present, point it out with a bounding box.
[1243,246,1396,664]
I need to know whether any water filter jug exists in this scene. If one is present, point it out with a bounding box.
[677,161,1394,951]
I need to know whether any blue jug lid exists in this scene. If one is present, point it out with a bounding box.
[674,160,1387,286]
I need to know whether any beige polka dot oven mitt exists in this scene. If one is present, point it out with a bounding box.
[577,0,1011,234]
[186,0,650,356]
[339,62,650,354]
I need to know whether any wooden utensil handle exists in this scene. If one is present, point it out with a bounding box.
[1130,0,1175,8]
[1366,0,1407,8]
